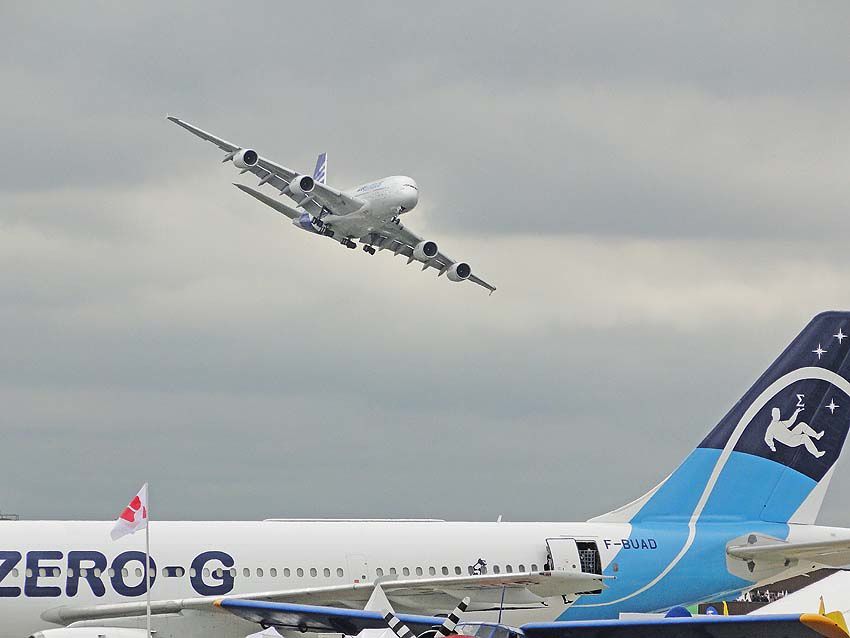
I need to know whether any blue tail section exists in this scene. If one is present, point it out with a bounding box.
[564,312,850,620]
[313,152,327,185]
[597,311,850,525]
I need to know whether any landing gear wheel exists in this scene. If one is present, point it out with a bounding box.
[363,245,376,255]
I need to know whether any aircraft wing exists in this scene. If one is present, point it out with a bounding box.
[727,538,850,568]
[521,614,850,638]
[42,570,606,626]
[368,221,496,294]
[166,116,365,216]
[215,599,444,635]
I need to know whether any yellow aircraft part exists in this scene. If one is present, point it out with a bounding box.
[800,613,850,638]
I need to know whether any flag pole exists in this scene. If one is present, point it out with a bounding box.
[145,482,151,638]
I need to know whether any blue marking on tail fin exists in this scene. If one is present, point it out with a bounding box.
[597,311,850,525]
[313,153,327,184]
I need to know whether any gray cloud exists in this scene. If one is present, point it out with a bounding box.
[2,3,850,528]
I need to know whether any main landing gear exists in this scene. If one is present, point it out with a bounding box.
[363,245,376,255]
[341,238,356,249]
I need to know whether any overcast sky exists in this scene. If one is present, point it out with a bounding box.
[2,2,850,524]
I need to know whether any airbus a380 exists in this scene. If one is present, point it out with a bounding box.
[6,312,850,638]
[166,117,496,294]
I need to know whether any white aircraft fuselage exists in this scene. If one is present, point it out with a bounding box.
[319,176,419,239]
[2,518,844,638]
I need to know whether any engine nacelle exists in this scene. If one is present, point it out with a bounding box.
[232,148,258,169]
[31,629,149,638]
[289,174,315,199]
[413,240,438,262]
[447,262,472,282]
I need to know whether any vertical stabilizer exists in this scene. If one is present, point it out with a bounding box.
[313,152,327,184]
[592,312,850,525]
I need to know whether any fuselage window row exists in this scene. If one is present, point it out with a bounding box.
[12,562,540,582]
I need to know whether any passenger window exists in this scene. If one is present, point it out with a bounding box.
[415,567,423,576]
[442,566,449,575]
[122,569,129,577]
[270,568,277,577]
[310,568,317,577]
[26,569,32,578]
[323,568,330,577]
[518,564,525,572]
[376,567,384,577]
[285,568,292,577]
[93,568,101,577]
[506,565,513,573]
[401,567,409,576]
[230,568,236,577]
[11,569,18,578]
[454,566,462,575]
[189,568,196,577]
[257,568,264,577]
[297,568,304,577]
[531,564,538,572]
[135,568,142,578]
[67,569,74,578]
[389,567,397,575]
[493,565,500,574]
[337,568,344,577]
[39,568,46,577]
[203,568,210,577]
[429,567,436,576]
[213,568,222,578]
[243,568,250,577]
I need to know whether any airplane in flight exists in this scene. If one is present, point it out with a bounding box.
[166,117,496,294]
[7,311,850,638]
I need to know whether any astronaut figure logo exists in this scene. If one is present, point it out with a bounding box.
[764,405,825,458]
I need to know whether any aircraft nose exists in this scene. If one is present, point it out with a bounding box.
[405,181,419,209]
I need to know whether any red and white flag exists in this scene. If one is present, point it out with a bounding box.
[111,483,148,540]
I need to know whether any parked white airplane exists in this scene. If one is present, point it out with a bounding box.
[7,312,850,638]
[167,117,496,294]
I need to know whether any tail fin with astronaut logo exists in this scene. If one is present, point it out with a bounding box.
[593,311,850,525]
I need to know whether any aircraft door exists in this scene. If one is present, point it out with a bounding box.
[545,538,582,573]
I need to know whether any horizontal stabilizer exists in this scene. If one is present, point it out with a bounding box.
[234,183,301,219]
[727,535,850,568]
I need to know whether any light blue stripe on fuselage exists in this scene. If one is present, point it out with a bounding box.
[562,449,815,619]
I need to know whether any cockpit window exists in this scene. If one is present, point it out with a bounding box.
[404,183,418,190]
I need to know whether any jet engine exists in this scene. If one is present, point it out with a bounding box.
[232,148,258,169]
[447,262,471,282]
[413,240,438,262]
[289,174,315,198]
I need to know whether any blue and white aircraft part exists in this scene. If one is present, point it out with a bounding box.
[6,312,850,638]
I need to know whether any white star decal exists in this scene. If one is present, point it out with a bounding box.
[827,399,840,414]
[813,344,827,360]
[835,328,847,344]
